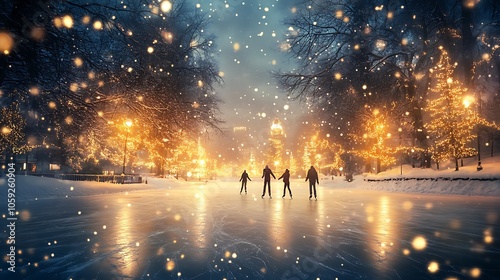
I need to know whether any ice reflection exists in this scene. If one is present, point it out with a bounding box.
[194,187,207,248]
[367,196,399,272]
[270,200,291,247]
[115,202,135,276]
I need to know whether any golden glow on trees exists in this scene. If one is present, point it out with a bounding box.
[301,131,345,175]
[0,103,28,155]
[426,50,479,171]
[352,109,396,173]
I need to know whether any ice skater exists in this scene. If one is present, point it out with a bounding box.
[305,165,319,200]
[239,170,251,194]
[261,165,276,199]
[278,169,292,199]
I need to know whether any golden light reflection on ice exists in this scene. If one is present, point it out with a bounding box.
[366,196,399,272]
[116,204,134,276]
[192,189,207,247]
[402,201,413,211]
[270,199,288,245]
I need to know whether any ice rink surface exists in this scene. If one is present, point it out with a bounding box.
[1,179,500,279]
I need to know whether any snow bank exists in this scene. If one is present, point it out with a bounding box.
[1,155,499,200]
[327,154,500,197]
[0,175,155,201]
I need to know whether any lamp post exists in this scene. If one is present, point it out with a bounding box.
[398,127,402,175]
[476,94,483,171]
[162,138,169,177]
[122,120,133,176]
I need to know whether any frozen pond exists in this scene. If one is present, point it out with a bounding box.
[2,179,500,279]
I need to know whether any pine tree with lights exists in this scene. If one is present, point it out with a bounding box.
[425,49,477,171]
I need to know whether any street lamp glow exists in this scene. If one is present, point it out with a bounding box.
[122,120,133,177]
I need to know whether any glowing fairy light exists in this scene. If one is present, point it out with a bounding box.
[412,235,427,250]
[233,42,240,51]
[70,83,79,92]
[74,57,83,67]
[484,228,493,244]
[1,126,12,135]
[375,39,386,51]
[48,101,57,109]
[0,31,14,55]
[160,1,173,13]
[53,17,63,28]
[62,15,74,28]
[161,31,173,43]
[427,261,439,273]
[30,27,45,41]
[82,16,91,24]
[280,42,291,51]
[93,20,103,30]
[29,86,40,96]
[469,267,481,278]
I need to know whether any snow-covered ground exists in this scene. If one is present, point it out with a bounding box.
[1,157,499,279]
[2,154,499,201]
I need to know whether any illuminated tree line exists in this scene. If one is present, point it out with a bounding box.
[0,0,222,172]
[277,0,500,173]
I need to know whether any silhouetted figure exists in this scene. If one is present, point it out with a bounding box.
[305,166,319,200]
[278,169,292,199]
[239,170,251,194]
[261,165,276,199]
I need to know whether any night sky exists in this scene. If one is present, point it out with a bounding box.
[197,0,304,136]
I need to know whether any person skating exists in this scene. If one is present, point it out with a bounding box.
[239,170,251,194]
[261,165,276,199]
[305,166,319,200]
[278,169,292,199]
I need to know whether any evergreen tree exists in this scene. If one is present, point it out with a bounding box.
[426,49,478,171]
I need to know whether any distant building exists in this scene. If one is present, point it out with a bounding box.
[268,118,285,170]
